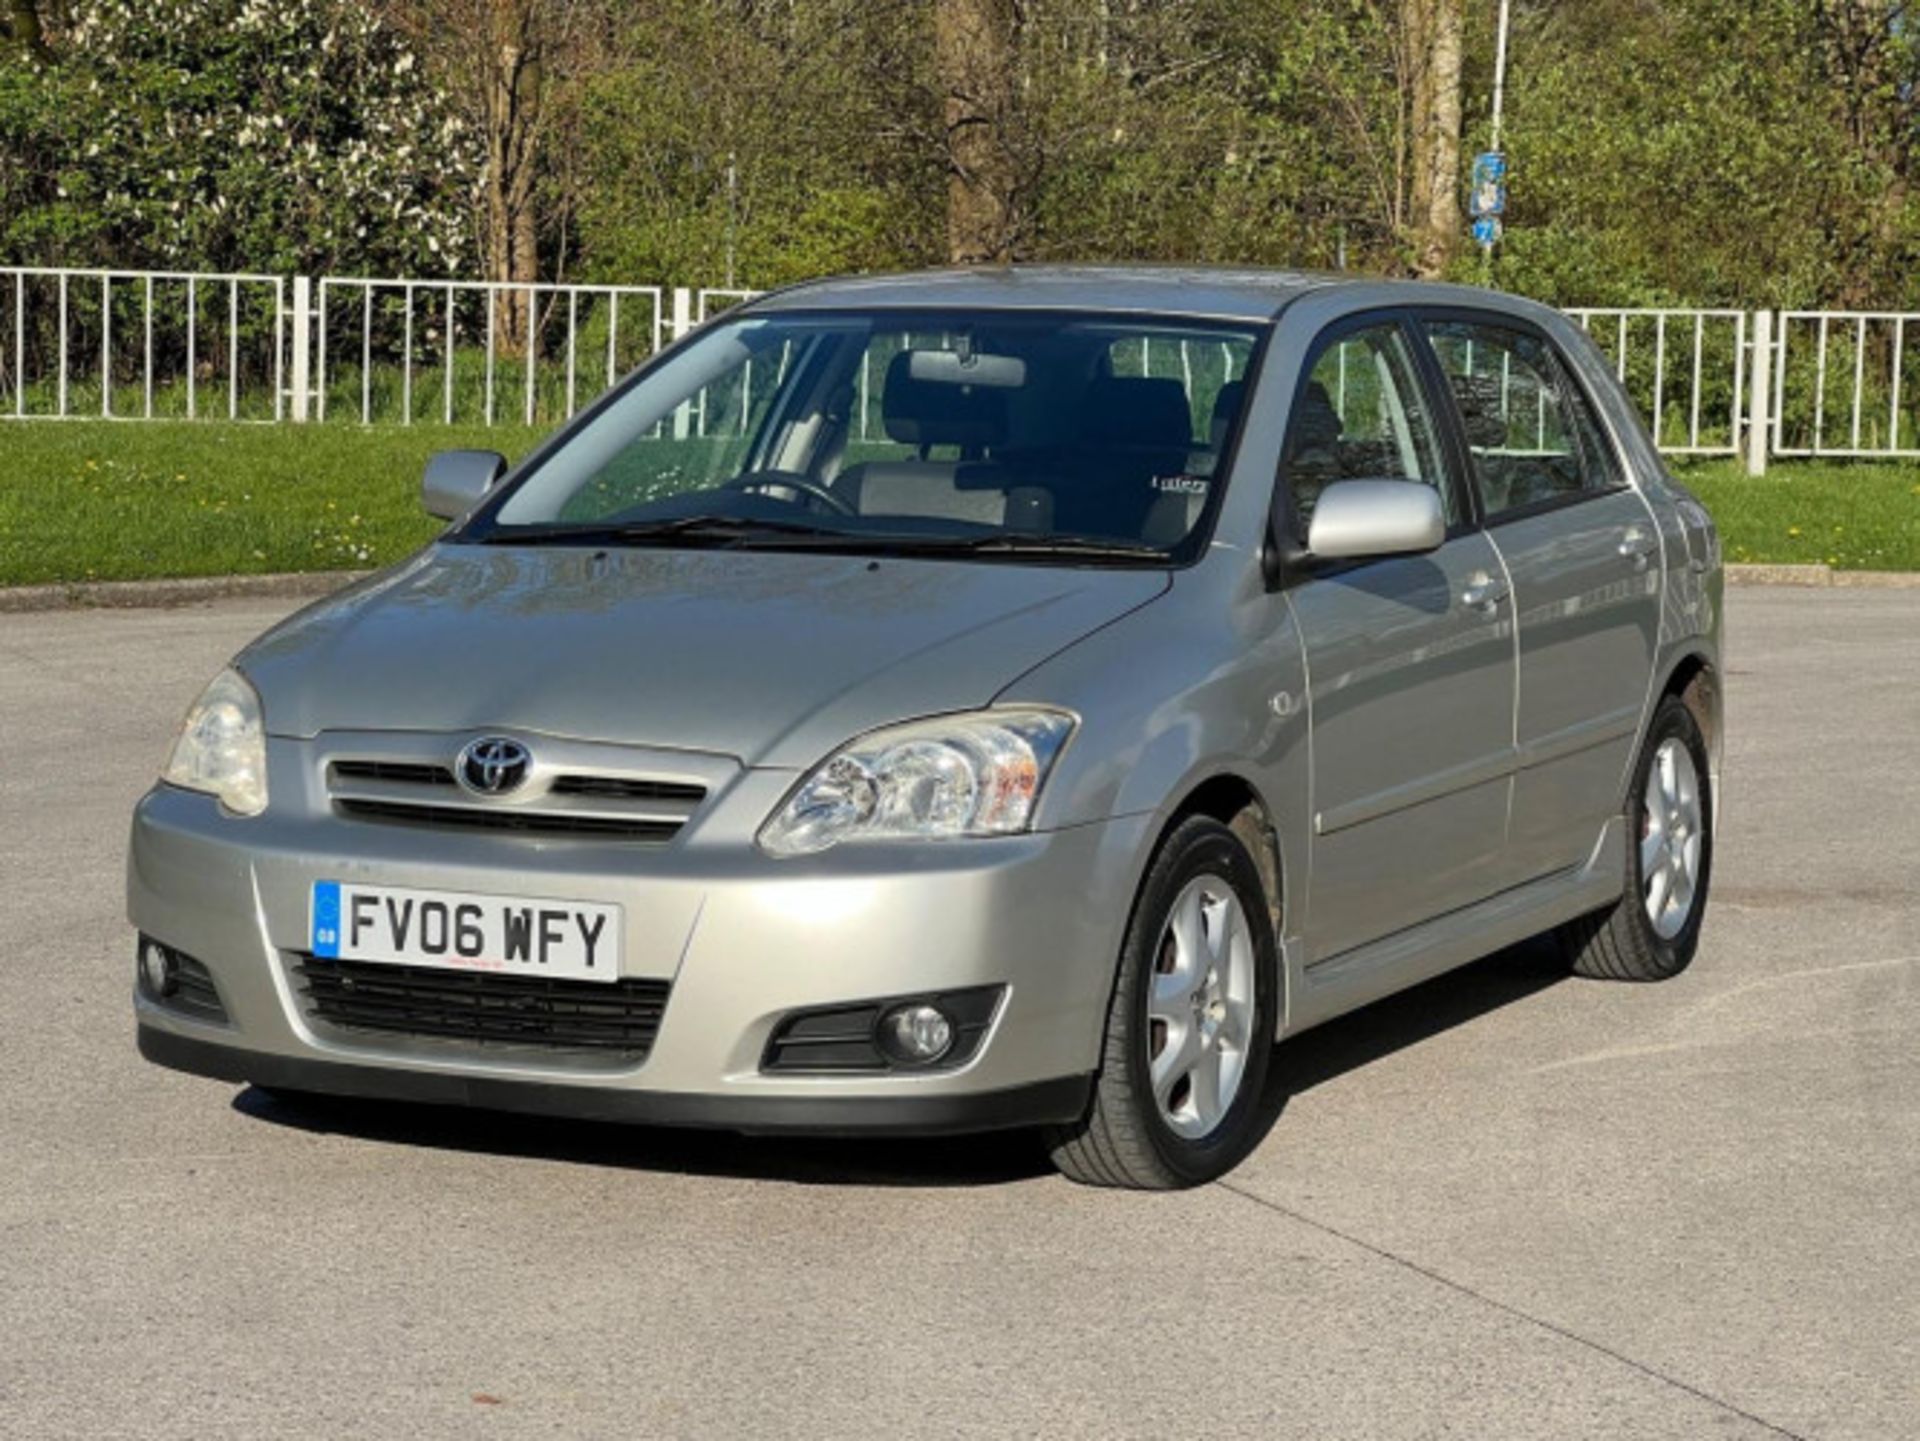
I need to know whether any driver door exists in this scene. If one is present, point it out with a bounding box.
[1282,315,1519,963]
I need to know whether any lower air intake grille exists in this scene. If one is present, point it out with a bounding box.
[169,953,228,1023]
[295,956,670,1055]
[333,798,682,842]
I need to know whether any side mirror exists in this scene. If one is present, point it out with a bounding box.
[1305,479,1446,560]
[422,449,507,520]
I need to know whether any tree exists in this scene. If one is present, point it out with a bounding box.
[572,2,932,289]
[0,0,477,274]
[1404,0,1463,276]
[937,0,1019,263]
[381,0,610,348]
[2,0,49,61]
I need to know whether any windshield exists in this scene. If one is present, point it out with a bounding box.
[462,308,1262,563]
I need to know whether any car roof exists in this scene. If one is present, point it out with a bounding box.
[743,265,1562,327]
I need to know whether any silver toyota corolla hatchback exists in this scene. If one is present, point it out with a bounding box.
[131,268,1723,1188]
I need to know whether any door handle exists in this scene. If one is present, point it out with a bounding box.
[1460,573,1509,612]
[1619,529,1657,570]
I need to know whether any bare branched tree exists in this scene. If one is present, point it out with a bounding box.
[1403,0,1463,276]
[380,0,610,349]
[937,0,1020,263]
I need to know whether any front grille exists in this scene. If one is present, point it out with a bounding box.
[548,774,707,804]
[334,798,682,841]
[329,759,456,787]
[325,752,710,843]
[295,956,670,1055]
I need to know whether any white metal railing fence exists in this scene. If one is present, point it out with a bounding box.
[2,266,1915,475]
[312,276,666,426]
[1770,310,1920,459]
[1566,308,1747,457]
[1,266,288,421]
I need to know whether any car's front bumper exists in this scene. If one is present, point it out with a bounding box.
[128,784,1149,1134]
[135,1024,1092,1134]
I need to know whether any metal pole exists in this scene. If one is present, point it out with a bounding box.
[566,289,578,417]
[443,283,455,425]
[12,271,23,417]
[100,273,111,418]
[290,276,311,423]
[485,286,496,425]
[402,283,413,426]
[57,273,67,417]
[1490,0,1513,154]
[524,285,536,426]
[317,281,329,422]
[1746,309,1772,477]
[143,275,153,419]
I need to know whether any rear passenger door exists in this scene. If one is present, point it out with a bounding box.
[1419,313,1662,882]
[1283,315,1518,962]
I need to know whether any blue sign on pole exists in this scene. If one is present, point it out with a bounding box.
[1469,151,1507,220]
[1471,216,1503,249]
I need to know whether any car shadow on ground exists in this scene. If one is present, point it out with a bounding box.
[234,935,1569,1189]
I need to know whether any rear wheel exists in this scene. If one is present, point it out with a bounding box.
[1559,694,1713,981]
[1047,815,1277,1189]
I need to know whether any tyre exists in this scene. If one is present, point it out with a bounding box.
[1047,814,1278,1189]
[1558,694,1713,981]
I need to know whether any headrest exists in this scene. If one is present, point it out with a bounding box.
[1079,377,1193,450]
[1288,380,1343,452]
[1208,379,1245,449]
[1448,372,1508,449]
[882,351,1008,449]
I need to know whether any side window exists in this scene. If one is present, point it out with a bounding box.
[1280,322,1451,540]
[1422,319,1618,518]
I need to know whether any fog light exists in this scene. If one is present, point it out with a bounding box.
[880,1003,954,1064]
[138,938,177,998]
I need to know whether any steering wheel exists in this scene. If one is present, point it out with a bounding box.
[721,470,857,517]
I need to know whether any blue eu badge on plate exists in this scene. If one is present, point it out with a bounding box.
[311,880,342,958]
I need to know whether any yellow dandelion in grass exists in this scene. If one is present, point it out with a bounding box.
[1787,526,1802,537]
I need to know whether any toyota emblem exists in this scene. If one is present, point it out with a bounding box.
[456,736,532,796]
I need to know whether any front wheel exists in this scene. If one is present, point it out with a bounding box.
[1047,815,1277,1189]
[1558,694,1713,981]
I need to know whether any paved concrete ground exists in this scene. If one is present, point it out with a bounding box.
[1,589,1914,1439]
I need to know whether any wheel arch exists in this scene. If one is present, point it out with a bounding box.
[1158,772,1285,957]
[1650,646,1722,826]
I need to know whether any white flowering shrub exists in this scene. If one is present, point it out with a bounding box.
[0,0,479,274]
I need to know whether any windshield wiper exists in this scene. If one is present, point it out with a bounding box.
[895,533,1171,563]
[479,514,851,547]
[476,516,1170,563]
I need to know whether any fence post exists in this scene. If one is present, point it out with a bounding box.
[671,287,694,439]
[290,275,312,423]
[1746,308,1772,477]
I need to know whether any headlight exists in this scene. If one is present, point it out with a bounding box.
[163,667,268,816]
[758,708,1076,857]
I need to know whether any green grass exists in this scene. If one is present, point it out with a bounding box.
[1672,458,1920,572]
[0,419,545,587]
[1,421,1916,587]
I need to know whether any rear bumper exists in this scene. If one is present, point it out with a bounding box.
[139,1024,1092,1136]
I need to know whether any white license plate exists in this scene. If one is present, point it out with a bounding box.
[310,881,622,984]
